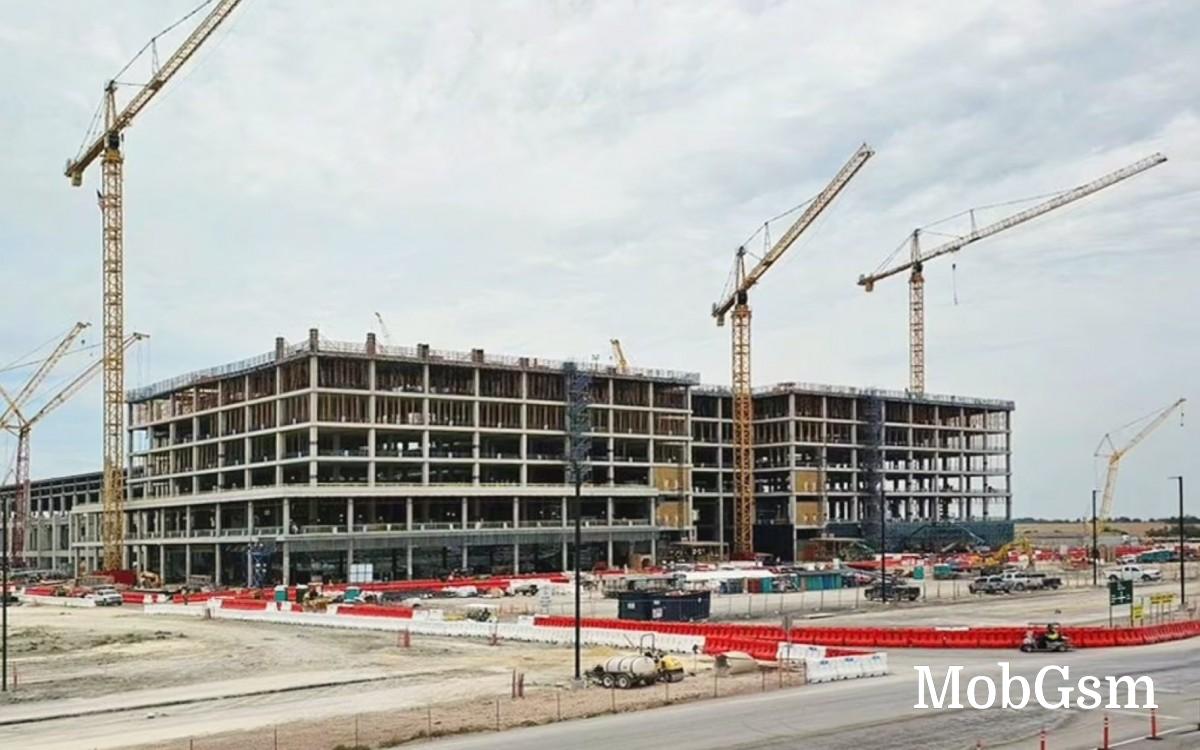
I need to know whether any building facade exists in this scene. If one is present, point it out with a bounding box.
[689,382,1013,558]
[43,330,696,584]
[5,332,1014,581]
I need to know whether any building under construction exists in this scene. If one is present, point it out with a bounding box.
[690,384,1014,559]
[4,330,1013,581]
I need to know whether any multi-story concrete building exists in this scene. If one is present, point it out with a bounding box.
[0,471,97,573]
[4,331,1014,581]
[41,330,697,584]
[689,383,1013,558]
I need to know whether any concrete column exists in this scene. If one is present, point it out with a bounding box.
[512,497,520,529]
[282,498,291,535]
[159,545,166,579]
[562,539,569,569]
[215,504,222,536]
[649,534,657,563]
[607,496,614,526]
[247,500,254,534]
[214,544,222,586]
[185,505,193,537]
[461,497,469,530]
[606,537,613,566]
[405,497,413,530]
[405,544,413,580]
[561,496,568,528]
[347,497,354,532]
[461,545,469,571]
[282,542,290,586]
[185,544,192,579]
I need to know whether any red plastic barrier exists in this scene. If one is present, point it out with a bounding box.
[336,604,414,619]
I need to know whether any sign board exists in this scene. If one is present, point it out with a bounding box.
[1150,593,1175,606]
[537,586,553,614]
[1131,604,1145,620]
[1108,579,1133,605]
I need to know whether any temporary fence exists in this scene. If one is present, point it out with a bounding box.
[528,615,1200,650]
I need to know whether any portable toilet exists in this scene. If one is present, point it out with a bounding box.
[273,585,287,603]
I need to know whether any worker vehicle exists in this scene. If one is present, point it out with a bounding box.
[1025,572,1062,590]
[1020,624,1072,653]
[588,635,685,688]
[1106,564,1162,583]
[863,580,920,601]
[969,576,1012,595]
[87,587,123,606]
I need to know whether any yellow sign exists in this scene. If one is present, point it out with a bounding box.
[1131,604,1145,620]
[1150,593,1175,605]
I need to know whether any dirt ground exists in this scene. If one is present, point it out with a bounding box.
[121,667,791,750]
[0,605,603,707]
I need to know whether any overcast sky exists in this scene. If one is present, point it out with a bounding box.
[1,1,1196,519]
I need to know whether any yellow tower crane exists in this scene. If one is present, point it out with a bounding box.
[610,339,630,374]
[2,334,148,566]
[711,144,874,558]
[857,153,1166,393]
[1094,398,1185,523]
[64,0,244,570]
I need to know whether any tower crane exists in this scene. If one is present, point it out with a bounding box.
[64,0,243,570]
[857,153,1166,393]
[610,339,630,374]
[374,312,394,347]
[0,323,91,429]
[712,144,874,558]
[1094,397,1185,523]
[2,334,148,566]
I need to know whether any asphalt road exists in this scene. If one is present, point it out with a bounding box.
[412,641,1200,750]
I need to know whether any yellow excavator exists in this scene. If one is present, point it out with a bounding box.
[980,535,1035,574]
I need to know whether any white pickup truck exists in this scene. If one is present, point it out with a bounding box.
[1106,564,1163,583]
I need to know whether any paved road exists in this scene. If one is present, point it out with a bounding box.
[411,641,1200,750]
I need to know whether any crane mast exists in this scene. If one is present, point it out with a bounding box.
[1095,397,1185,522]
[610,339,630,374]
[712,144,874,558]
[64,0,243,571]
[858,152,1167,392]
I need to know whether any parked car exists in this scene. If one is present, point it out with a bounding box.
[969,576,1012,595]
[1000,571,1039,591]
[1107,565,1163,583]
[863,580,920,602]
[1025,573,1062,590]
[87,587,123,606]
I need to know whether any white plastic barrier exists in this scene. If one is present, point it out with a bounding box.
[145,602,206,617]
[20,595,97,608]
[804,653,889,684]
[776,643,826,662]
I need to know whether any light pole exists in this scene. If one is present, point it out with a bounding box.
[879,491,887,603]
[2,493,8,692]
[1092,489,1099,587]
[1169,476,1185,608]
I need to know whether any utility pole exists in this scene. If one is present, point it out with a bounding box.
[879,491,887,603]
[1092,489,1099,587]
[1169,476,1185,608]
[564,363,591,684]
[2,491,8,692]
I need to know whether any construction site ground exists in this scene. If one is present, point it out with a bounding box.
[1,568,1196,749]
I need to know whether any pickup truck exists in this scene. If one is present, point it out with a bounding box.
[1107,564,1163,583]
[969,576,1012,594]
[1025,573,1063,590]
[1000,571,1040,591]
[863,580,921,602]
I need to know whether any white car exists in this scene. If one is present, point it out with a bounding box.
[1106,565,1162,583]
[87,587,124,606]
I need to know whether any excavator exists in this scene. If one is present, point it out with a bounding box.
[978,535,1035,574]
